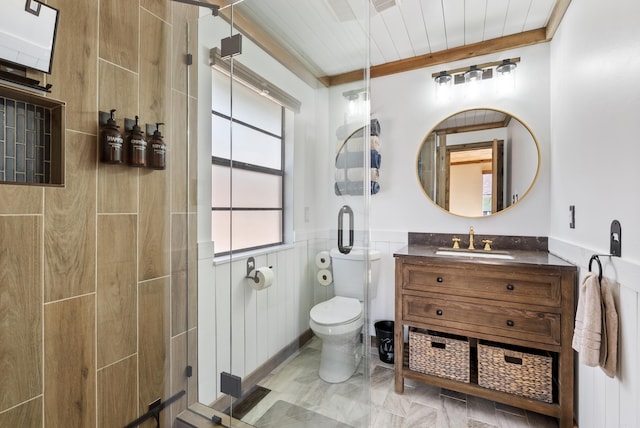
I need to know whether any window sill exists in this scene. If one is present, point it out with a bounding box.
[212,243,295,266]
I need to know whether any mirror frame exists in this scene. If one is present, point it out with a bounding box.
[416,107,541,218]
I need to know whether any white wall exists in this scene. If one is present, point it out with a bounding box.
[367,42,551,327]
[548,0,640,426]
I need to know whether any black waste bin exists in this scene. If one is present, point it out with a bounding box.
[374,320,394,364]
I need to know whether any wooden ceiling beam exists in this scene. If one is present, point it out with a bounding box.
[326,28,547,86]
[546,0,572,39]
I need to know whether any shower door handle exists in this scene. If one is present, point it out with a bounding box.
[338,205,354,254]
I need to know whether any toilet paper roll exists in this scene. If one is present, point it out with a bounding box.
[315,251,331,269]
[317,269,333,286]
[247,267,274,290]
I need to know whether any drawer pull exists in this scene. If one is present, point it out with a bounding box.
[506,283,515,291]
[436,277,444,283]
[431,341,446,349]
[506,320,515,327]
[504,355,523,365]
[436,309,443,316]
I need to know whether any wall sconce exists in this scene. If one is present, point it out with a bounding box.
[432,57,520,89]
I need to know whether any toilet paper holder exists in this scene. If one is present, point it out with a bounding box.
[245,257,272,283]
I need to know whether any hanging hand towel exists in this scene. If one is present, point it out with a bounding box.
[599,277,618,377]
[572,273,601,366]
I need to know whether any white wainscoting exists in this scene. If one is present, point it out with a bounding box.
[197,238,333,405]
[550,238,640,428]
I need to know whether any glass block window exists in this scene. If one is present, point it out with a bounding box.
[0,96,52,184]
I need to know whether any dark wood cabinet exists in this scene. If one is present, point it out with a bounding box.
[394,251,576,428]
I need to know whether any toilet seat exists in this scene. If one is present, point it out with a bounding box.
[310,296,362,326]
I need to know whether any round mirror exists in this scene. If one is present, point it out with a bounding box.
[417,108,540,217]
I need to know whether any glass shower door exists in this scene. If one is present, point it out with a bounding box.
[193,1,372,426]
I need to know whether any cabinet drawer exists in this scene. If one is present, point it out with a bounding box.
[404,296,561,346]
[403,265,561,307]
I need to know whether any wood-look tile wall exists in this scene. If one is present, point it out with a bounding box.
[0,1,199,427]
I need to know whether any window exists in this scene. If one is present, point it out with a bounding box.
[211,70,285,256]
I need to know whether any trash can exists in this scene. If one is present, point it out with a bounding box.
[374,320,394,364]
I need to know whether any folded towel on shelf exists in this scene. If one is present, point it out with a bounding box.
[599,277,618,377]
[572,273,602,366]
[335,167,379,182]
[335,180,380,195]
[344,136,382,153]
[335,118,381,139]
[335,150,382,169]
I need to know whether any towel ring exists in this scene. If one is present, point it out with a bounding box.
[588,255,603,282]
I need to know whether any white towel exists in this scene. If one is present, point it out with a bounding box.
[342,136,382,152]
[572,273,602,366]
[334,167,379,182]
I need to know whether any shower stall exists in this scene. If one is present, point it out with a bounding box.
[182,1,374,426]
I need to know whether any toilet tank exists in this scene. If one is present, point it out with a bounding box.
[329,247,381,300]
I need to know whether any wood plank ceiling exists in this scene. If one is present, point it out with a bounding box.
[212,0,571,87]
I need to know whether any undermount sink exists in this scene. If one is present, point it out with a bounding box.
[435,250,515,260]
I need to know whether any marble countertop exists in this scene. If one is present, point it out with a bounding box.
[394,244,577,270]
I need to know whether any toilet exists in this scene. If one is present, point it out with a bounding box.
[309,247,381,383]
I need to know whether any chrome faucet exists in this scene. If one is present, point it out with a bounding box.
[468,226,475,250]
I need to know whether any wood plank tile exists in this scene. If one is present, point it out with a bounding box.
[99,0,139,72]
[170,89,188,213]
[44,295,96,427]
[97,214,137,368]
[48,0,98,134]
[0,216,42,411]
[139,167,170,281]
[97,60,139,214]
[170,332,188,422]
[0,397,42,428]
[44,131,96,302]
[97,356,137,428]
[140,10,171,131]
[142,0,170,22]
[139,277,171,427]
[171,2,199,96]
[0,185,43,215]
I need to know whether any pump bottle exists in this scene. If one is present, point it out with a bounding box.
[147,122,167,169]
[126,115,147,167]
[100,109,123,163]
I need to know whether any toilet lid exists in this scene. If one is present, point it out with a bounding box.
[310,296,362,326]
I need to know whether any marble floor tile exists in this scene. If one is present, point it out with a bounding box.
[232,338,560,428]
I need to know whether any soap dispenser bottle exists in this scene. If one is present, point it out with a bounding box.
[126,115,147,167]
[100,109,124,164]
[147,122,167,170]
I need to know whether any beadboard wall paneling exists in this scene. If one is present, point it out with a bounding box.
[97,355,137,428]
[48,0,98,134]
[0,397,42,428]
[99,0,139,72]
[97,214,137,368]
[0,216,42,411]
[44,131,96,302]
[139,277,171,425]
[44,295,96,427]
[0,185,43,214]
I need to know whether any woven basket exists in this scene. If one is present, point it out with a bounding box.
[409,329,470,383]
[478,341,553,403]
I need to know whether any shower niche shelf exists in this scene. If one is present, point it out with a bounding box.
[0,83,65,186]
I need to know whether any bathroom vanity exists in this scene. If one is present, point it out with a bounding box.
[394,239,577,428]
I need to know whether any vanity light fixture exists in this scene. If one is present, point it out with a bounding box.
[496,59,518,75]
[464,65,483,83]
[434,71,452,86]
[432,57,520,87]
